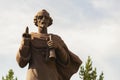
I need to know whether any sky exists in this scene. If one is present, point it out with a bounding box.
[0,0,120,80]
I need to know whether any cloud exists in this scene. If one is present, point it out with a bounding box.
[91,0,120,9]
[91,0,120,17]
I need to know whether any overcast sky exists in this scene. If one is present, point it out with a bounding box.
[0,0,120,80]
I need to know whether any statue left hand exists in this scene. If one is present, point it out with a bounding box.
[47,40,57,49]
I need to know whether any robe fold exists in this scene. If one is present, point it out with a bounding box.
[16,32,82,80]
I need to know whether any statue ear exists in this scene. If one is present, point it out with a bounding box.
[48,17,53,27]
[34,15,38,27]
[34,19,38,27]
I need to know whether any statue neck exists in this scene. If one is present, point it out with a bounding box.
[38,27,48,34]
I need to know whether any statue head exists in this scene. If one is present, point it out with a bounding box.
[34,9,53,27]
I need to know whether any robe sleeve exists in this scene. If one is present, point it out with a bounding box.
[53,35,82,80]
[16,38,31,68]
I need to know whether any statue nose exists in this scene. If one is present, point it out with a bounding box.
[41,22,45,25]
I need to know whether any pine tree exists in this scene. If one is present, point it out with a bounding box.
[79,56,104,80]
[2,69,17,80]
[99,72,104,80]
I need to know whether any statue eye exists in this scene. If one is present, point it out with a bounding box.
[38,16,43,19]
[44,16,49,19]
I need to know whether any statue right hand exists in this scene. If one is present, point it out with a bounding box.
[22,27,31,39]
[22,27,31,46]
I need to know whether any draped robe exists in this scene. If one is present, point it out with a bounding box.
[16,32,82,80]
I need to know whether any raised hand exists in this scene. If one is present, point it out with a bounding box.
[22,27,31,46]
[22,26,31,38]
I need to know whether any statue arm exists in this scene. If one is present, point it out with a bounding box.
[54,35,70,64]
[55,35,82,65]
[16,38,31,68]
[56,45,69,64]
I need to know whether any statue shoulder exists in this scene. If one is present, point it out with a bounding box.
[50,34,66,46]
[30,32,37,35]
[50,34,62,40]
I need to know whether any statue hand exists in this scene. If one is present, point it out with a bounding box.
[22,27,31,46]
[22,27,31,39]
[47,40,57,49]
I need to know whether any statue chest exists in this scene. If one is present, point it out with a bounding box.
[31,35,49,48]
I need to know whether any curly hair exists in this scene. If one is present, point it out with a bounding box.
[34,9,53,27]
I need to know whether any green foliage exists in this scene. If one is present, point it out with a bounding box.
[79,56,104,80]
[2,69,17,80]
[99,72,104,80]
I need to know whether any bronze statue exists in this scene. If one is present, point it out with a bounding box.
[16,9,82,80]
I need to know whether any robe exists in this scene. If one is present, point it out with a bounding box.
[16,32,82,80]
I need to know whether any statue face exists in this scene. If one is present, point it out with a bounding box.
[36,11,50,28]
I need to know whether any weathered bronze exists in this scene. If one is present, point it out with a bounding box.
[16,9,82,80]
